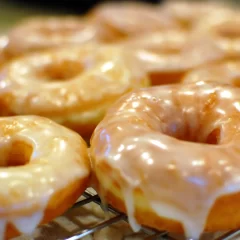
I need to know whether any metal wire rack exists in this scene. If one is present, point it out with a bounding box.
[62,188,240,240]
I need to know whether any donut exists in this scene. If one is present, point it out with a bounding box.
[90,81,240,239]
[131,36,226,85]
[193,13,240,58]
[118,30,188,55]
[0,115,90,239]
[6,16,100,58]
[183,60,240,87]
[0,44,149,138]
[88,2,179,42]
[160,1,233,30]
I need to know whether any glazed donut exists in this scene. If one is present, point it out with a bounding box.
[131,36,226,85]
[183,60,240,87]
[0,115,90,239]
[0,44,149,138]
[90,82,240,239]
[88,2,179,42]
[119,30,188,55]
[193,13,240,58]
[6,16,100,58]
[160,1,233,30]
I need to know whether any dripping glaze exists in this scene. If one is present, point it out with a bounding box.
[90,82,240,239]
[0,116,90,238]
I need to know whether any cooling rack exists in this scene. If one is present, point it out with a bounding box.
[62,188,240,240]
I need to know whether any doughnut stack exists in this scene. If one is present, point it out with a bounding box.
[0,1,240,239]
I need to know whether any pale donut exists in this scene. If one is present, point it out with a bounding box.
[130,36,227,85]
[88,2,179,42]
[0,44,149,138]
[183,60,240,87]
[160,1,233,30]
[6,16,100,58]
[90,82,240,239]
[0,115,90,239]
[193,12,240,58]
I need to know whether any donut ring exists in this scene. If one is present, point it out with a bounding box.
[90,82,240,239]
[0,115,90,239]
[118,30,188,55]
[6,16,100,58]
[160,1,232,30]
[193,13,240,58]
[0,44,149,138]
[131,36,226,85]
[183,60,240,87]
[88,2,179,42]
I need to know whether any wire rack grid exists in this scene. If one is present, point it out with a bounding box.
[61,188,240,240]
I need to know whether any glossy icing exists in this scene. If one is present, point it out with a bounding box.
[0,115,90,238]
[130,35,226,74]
[119,30,188,54]
[91,82,240,239]
[0,44,149,125]
[193,12,240,58]
[7,16,100,56]
[160,1,233,29]
[183,60,240,86]
[90,2,179,39]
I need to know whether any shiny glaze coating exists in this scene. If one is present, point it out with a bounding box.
[0,115,90,239]
[130,36,226,85]
[119,30,188,54]
[183,60,240,87]
[0,44,149,137]
[89,2,179,41]
[90,82,240,238]
[193,12,240,58]
[6,16,101,57]
[160,1,233,30]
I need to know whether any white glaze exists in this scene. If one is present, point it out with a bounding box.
[0,45,149,129]
[11,211,44,235]
[123,188,141,233]
[0,115,90,239]
[90,82,240,239]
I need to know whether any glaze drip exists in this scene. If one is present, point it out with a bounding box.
[90,82,240,239]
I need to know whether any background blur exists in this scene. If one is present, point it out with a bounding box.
[0,0,161,32]
[0,0,239,32]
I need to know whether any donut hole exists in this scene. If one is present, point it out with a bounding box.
[217,24,240,39]
[0,141,33,167]
[163,125,221,145]
[38,60,84,81]
[232,77,240,87]
[205,128,221,145]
